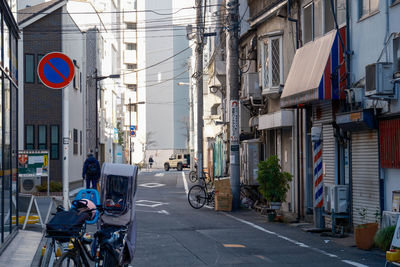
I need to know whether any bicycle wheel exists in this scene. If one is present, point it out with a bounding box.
[188,171,197,183]
[188,185,207,209]
[101,247,118,267]
[55,251,81,267]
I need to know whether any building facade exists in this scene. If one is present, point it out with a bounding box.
[0,0,19,252]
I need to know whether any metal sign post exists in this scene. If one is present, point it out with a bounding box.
[38,52,75,209]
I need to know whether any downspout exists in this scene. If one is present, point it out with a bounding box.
[297,109,301,221]
[385,0,390,62]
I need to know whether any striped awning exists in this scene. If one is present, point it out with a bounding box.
[281,28,346,108]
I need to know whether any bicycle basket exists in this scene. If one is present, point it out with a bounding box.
[46,210,89,241]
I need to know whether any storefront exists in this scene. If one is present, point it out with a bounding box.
[0,1,19,253]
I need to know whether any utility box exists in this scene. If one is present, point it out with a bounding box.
[324,184,349,213]
[240,139,261,185]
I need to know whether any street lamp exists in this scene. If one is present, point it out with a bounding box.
[94,69,120,160]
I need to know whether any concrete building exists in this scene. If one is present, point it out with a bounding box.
[134,0,192,167]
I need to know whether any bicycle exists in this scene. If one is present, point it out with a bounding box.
[188,169,209,183]
[49,201,127,267]
[187,175,224,209]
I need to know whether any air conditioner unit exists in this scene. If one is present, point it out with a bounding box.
[365,62,394,97]
[241,72,261,101]
[324,184,349,213]
[20,176,41,194]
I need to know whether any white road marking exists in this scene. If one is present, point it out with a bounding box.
[224,213,369,266]
[342,260,369,267]
[136,209,170,215]
[155,173,164,177]
[136,200,169,208]
[182,172,188,195]
[139,182,166,188]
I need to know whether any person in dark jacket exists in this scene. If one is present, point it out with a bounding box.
[82,152,101,189]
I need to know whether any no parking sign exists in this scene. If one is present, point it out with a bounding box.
[37,52,75,89]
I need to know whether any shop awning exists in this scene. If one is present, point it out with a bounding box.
[281,29,346,108]
[258,110,293,130]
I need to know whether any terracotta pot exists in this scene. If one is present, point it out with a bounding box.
[354,222,378,250]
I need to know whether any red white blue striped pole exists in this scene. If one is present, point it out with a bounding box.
[313,141,323,208]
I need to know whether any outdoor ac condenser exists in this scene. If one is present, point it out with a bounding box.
[20,176,41,194]
[323,184,349,213]
[240,72,261,101]
[365,62,394,97]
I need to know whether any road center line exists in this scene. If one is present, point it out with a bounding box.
[224,213,368,266]
[182,172,188,195]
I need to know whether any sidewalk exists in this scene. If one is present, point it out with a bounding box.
[0,230,42,267]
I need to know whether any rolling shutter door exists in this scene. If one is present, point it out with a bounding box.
[352,130,380,225]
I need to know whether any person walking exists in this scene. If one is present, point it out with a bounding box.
[148,156,154,169]
[82,152,101,189]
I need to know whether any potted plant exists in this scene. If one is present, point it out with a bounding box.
[257,155,292,211]
[354,208,379,250]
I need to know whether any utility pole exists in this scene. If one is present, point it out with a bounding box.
[129,97,132,165]
[195,0,204,179]
[226,0,240,210]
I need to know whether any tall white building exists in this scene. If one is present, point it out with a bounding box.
[133,0,194,166]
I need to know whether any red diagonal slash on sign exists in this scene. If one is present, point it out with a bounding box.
[45,60,68,81]
[37,52,75,89]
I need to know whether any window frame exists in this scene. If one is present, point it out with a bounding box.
[126,43,136,50]
[359,0,379,19]
[73,129,78,155]
[24,54,35,84]
[38,125,47,149]
[50,125,59,160]
[25,125,35,149]
[126,23,137,30]
[260,34,283,92]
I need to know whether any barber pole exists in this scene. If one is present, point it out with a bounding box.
[313,141,323,208]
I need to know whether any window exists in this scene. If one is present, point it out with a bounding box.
[37,54,44,84]
[324,0,335,33]
[126,23,136,30]
[359,0,379,18]
[303,0,346,44]
[80,130,82,155]
[211,103,220,115]
[25,54,34,83]
[73,60,80,90]
[127,64,137,70]
[38,125,47,149]
[394,37,400,72]
[73,129,78,155]
[260,35,283,91]
[126,43,136,50]
[50,125,59,160]
[25,125,34,149]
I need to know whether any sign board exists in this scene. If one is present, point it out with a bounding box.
[114,128,119,143]
[230,100,239,145]
[38,52,75,89]
[130,125,136,137]
[18,151,49,177]
[391,215,400,248]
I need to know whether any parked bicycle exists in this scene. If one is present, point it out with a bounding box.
[45,163,138,267]
[187,175,224,209]
[188,164,209,183]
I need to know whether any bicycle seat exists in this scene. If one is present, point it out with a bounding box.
[73,189,100,224]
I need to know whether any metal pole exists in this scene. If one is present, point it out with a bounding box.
[195,0,204,179]
[62,86,69,209]
[129,98,132,165]
[95,69,99,160]
[226,0,240,210]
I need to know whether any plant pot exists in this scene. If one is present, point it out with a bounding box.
[354,222,378,250]
[267,212,276,222]
[270,202,282,210]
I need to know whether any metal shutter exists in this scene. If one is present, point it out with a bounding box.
[352,130,380,225]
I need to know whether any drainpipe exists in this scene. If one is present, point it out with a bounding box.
[296,109,301,221]
[385,0,390,62]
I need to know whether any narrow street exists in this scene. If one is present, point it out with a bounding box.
[133,170,384,267]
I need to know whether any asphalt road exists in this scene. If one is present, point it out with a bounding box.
[131,170,385,267]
